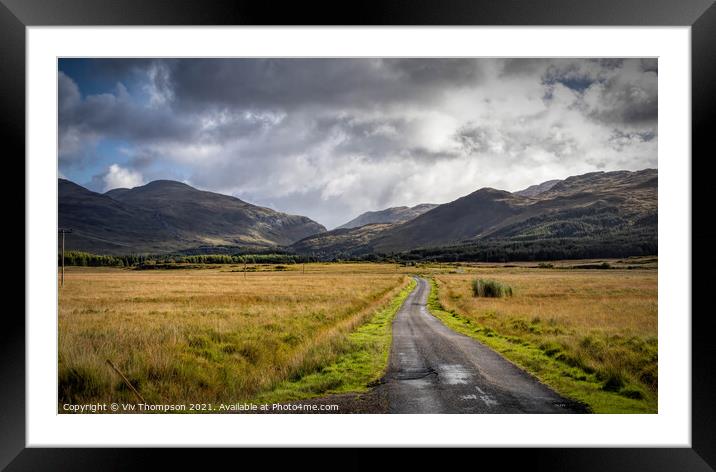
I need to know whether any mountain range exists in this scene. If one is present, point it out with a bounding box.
[58,179,326,254]
[290,169,657,259]
[336,204,438,230]
[59,168,657,259]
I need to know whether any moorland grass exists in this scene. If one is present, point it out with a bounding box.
[427,268,657,413]
[253,278,416,403]
[58,261,658,414]
[58,264,411,410]
[471,278,513,298]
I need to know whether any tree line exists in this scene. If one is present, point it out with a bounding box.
[60,231,657,267]
[59,251,319,267]
[388,235,657,263]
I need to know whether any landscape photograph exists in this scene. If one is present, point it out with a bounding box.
[58,57,657,414]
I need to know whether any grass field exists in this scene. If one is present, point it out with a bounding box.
[427,266,657,413]
[58,260,657,413]
[58,263,410,409]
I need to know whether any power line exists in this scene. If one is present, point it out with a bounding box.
[64,228,131,247]
[58,228,72,287]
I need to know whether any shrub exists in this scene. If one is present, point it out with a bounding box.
[539,341,563,357]
[58,366,103,404]
[619,387,645,400]
[571,262,612,270]
[598,368,627,392]
[471,279,513,298]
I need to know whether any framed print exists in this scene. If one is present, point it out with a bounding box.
[5,0,716,469]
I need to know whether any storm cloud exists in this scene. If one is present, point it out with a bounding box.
[58,58,657,229]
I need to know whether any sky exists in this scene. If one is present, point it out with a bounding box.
[58,58,657,229]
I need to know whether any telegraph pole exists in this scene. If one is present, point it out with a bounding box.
[58,228,72,287]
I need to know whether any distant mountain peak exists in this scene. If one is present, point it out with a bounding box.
[59,178,326,254]
[145,179,192,187]
[542,168,657,197]
[513,179,561,198]
[129,180,196,192]
[293,168,657,258]
[471,187,513,197]
[336,203,439,230]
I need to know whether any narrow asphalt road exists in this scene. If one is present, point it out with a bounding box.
[381,277,585,413]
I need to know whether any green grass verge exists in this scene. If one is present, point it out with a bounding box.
[426,278,656,413]
[251,278,417,404]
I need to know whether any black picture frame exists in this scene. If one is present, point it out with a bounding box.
[4,0,715,469]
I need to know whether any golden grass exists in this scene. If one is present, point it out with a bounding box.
[432,267,657,410]
[58,261,658,413]
[58,264,409,407]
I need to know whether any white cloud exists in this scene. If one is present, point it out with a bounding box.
[102,164,144,192]
[144,61,175,107]
[59,58,657,228]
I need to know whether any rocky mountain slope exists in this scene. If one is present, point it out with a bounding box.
[513,179,560,197]
[291,169,657,258]
[336,204,438,229]
[59,179,326,254]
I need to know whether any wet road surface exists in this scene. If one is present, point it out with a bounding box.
[382,277,586,413]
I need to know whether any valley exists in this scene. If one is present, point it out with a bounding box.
[58,260,657,413]
[60,168,657,261]
[57,168,658,414]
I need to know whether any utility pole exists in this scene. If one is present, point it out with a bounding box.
[58,228,72,287]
